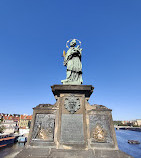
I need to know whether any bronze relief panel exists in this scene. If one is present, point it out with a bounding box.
[32,114,55,142]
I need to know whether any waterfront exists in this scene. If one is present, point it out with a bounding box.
[0,130,140,158]
[0,143,24,158]
[116,130,141,158]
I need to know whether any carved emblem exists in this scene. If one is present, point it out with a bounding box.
[64,95,80,114]
[92,124,107,142]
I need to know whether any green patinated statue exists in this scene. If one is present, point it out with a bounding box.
[61,39,83,85]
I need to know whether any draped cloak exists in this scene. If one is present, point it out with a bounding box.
[63,47,82,84]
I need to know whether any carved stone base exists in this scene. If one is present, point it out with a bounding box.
[25,85,132,157]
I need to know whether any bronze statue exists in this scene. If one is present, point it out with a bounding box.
[61,39,83,85]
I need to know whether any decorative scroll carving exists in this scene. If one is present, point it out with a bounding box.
[92,124,107,143]
[32,114,55,142]
[64,95,80,114]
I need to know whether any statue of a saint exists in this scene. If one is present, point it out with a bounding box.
[61,39,83,85]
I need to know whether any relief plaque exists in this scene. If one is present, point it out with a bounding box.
[89,114,113,144]
[93,123,107,142]
[32,114,55,142]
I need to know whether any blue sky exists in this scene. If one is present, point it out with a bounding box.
[0,0,141,120]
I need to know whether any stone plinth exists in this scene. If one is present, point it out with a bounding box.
[51,85,94,149]
[21,85,132,158]
[27,85,117,150]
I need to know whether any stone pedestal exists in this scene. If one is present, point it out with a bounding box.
[16,85,132,158]
[53,85,94,149]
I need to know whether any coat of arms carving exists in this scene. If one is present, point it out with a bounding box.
[64,95,80,114]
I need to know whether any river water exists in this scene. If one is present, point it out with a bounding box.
[116,130,141,158]
[0,130,141,158]
[0,143,24,158]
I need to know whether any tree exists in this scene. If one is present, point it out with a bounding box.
[0,125,5,133]
[28,121,31,129]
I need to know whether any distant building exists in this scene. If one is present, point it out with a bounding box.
[19,115,32,129]
[134,119,141,127]
[19,127,30,137]
[1,115,16,133]
[121,121,129,125]
[13,116,20,126]
[19,115,32,136]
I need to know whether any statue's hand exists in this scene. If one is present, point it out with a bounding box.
[63,61,67,66]
[77,45,80,49]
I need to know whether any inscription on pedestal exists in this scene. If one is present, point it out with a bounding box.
[60,114,84,143]
[32,114,55,142]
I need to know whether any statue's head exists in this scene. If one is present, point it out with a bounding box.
[70,39,76,47]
